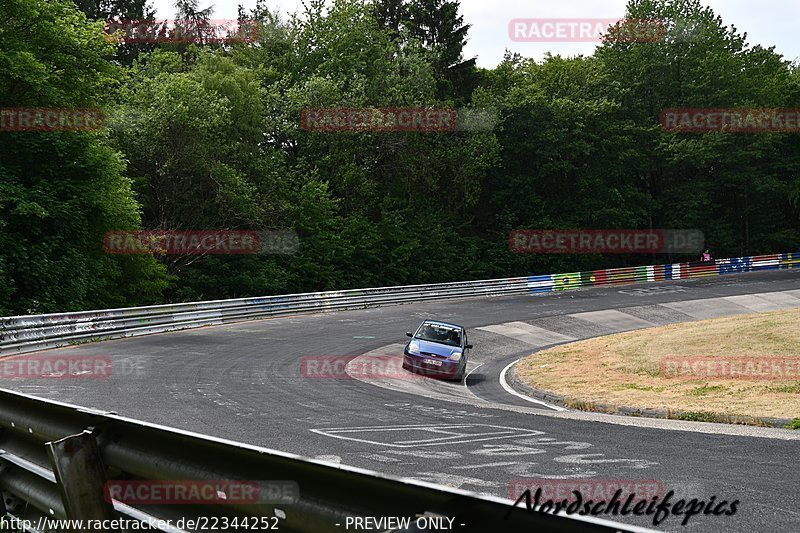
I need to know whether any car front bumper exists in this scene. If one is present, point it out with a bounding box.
[403,353,462,377]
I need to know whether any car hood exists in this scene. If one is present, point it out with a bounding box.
[413,339,462,358]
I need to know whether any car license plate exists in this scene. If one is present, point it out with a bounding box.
[426,359,443,366]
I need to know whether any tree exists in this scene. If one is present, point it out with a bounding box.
[109,49,285,300]
[372,0,407,38]
[72,0,158,66]
[595,0,800,256]
[371,0,477,100]
[72,0,151,20]
[407,1,475,74]
[0,0,166,314]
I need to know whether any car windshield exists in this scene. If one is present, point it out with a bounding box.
[415,323,461,347]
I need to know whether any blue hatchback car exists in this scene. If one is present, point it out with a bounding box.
[403,320,472,381]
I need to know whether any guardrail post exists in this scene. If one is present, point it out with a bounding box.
[47,429,118,532]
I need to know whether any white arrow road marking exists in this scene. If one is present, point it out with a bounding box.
[469,444,547,457]
[512,437,593,450]
[410,472,503,489]
[505,463,598,478]
[553,454,658,469]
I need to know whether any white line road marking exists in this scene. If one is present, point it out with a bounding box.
[320,424,475,434]
[312,455,341,463]
[386,450,463,459]
[395,430,526,445]
[409,472,503,489]
[360,453,402,463]
[505,464,599,478]
[499,359,567,411]
[408,428,467,436]
[463,362,484,399]
[450,461,520,469]
[310,424,546,447]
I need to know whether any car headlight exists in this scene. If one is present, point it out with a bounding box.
[448,352,463,361]
[407,341,421,355]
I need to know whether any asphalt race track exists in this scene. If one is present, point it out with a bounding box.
[4,270,800,532]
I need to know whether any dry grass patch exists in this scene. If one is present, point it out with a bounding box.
[516,308,800,420]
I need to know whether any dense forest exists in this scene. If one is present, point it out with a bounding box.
[1,0,799,315]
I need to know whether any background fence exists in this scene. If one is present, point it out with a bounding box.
[2,253,798,355]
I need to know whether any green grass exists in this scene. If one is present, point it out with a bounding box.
[670,411,719,423]
[687,385,727,397]
[764,384,800,394]
[611,383,664,392]
[784,418,800,430]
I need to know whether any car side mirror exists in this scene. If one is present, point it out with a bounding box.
[466,344,473,349]
[406,332,413,338]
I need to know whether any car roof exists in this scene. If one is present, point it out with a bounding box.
[421,320,464,330]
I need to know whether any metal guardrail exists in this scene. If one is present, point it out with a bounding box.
[0,278,531,355]
[2,256,793,530]
[2,253,798,355]
[0,388,654,532]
